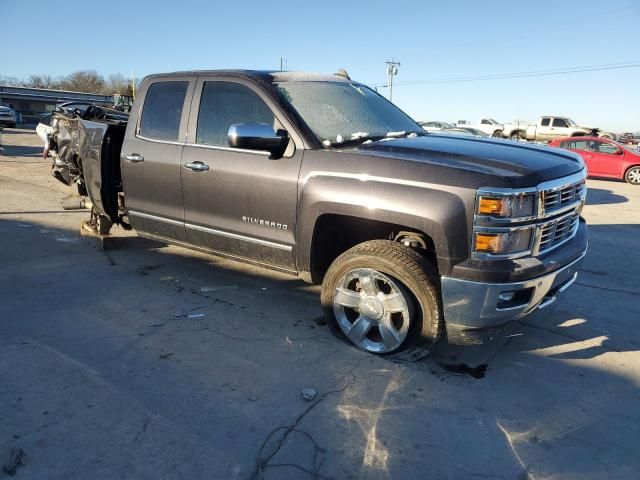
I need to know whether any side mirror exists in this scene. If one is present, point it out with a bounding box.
[614,149,624,155]
[228,123,288,158]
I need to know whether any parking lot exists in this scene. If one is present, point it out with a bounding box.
[1,129,639,479]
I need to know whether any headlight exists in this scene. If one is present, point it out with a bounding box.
[474,228,533,256]
[476,192,536,218]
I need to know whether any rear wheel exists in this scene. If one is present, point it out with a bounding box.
[625,166,640,185]
[321,240,443,354]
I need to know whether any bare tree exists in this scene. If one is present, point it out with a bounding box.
[103,73,131,95]
[0,75,22,86]
[59,70,105,93]
[26,74,59,89]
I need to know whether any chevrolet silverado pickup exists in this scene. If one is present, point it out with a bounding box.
[47,70,588,354]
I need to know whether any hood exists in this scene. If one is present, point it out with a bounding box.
[351,134,584,188]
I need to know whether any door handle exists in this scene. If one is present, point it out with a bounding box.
[125,153,144,163]
[185,161,209,172]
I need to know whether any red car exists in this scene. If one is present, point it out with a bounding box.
[549,136,640,185]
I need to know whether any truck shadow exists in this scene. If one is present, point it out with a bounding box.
[585,187,628,205]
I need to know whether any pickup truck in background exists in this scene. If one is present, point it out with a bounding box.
[47,70,588,355]
[511,116,614,142]
[456,119,504,137]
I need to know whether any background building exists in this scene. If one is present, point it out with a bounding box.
[0,85,114,124]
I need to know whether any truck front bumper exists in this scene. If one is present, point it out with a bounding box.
[441,242,587,346]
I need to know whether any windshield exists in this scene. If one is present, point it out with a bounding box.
[614,140,640,154]
[566,118,577,126]
[275,81,423,146]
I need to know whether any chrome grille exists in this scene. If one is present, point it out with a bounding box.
[542,180,585,214]
[538,213,580,253]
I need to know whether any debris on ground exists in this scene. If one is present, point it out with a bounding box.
[200,285,238,292]
[313,316,327,326]
[3,448,26,476]
[441,363,488,379]
[188,313,205,319]
[159,352,174,360]
[301,387,317,401]
[137,265,163,275]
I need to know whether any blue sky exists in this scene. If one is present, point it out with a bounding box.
[2,0,639,131]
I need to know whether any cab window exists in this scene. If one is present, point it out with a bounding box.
[552,118,568,128]
[196,81,275,147]
[139,81,188,141]
[541,118,550,126]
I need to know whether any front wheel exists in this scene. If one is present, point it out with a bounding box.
[625,166,640,185]
[492,130,504,138]
[321,240,443,354]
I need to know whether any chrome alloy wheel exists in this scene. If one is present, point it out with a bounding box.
[627,167,640,185]
[332,268,412,353]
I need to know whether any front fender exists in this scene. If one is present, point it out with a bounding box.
[295,171,473,277]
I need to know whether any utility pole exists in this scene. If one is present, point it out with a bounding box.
[385,59,400,101]
[280,57,287,71]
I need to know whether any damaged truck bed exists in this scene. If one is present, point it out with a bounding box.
[50,106,129,233]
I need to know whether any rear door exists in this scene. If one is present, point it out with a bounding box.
[121,77,195,241]
[180,77,303,270]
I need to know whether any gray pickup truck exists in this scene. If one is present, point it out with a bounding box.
[48,70,588,355]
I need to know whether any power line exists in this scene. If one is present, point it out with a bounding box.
[368,61,640,88]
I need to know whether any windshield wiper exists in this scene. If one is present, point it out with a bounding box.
[324,133,386,148]
[323,130,427,149]
[385,130,427,138]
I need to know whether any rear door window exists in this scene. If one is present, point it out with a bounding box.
[139,81,189,141]
[196,81,275,147]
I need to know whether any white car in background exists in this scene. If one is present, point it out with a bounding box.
[456,118,504,137]
[0,103,17,128]
[419,121,454,132]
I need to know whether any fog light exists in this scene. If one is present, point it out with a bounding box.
[498,292,515,302]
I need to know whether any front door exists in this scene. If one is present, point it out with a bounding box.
[121,77,195,241]
[180,78,303,270]
[548,117,570,140]
[585,140,622,177]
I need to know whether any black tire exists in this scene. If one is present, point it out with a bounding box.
[320,240,443,354]
[510,130,523,140]
[95,214,112,235]
[492,130,504,138]
[624,165,640,185]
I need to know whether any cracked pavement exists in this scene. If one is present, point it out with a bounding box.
[1,130,639,479]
